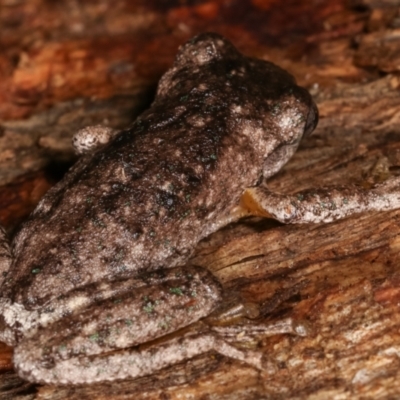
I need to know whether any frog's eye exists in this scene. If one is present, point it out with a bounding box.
[303,101,319,137]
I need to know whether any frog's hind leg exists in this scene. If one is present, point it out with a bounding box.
[241,176,400,224]
[17,326,270,385]
[0,225,12,288]
[13,265,224,384]
[14,307,309,384]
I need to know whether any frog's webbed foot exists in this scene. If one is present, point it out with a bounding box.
[72,125,118,155]
[0,225,12,288]
[241,176,400,224]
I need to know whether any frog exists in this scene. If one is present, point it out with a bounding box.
[1,32,400,385]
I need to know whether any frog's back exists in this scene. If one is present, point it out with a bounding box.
[5,33,313,309]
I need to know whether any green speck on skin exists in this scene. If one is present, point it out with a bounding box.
[343,198,349,204]
[180,95,189,102]
[143,302,155,314]
[185,194,191,203]
[76,226,83,233]
[297,194,305,201]
[191,291,197,297]
[159,321,169,330]
[96,368,107,376]
[59,344,67,351]
[113,299,122,304]
[31,268,41,274]
[330,201,337,210]
[271,103,281,115]
[42,346,51,354]
[170,287,184,296]
[89,333,100,342]
[92,218,106,228]
[86,197,93,204]
[210,154,217,160]
[149,231,156,237]
[180,210,191,220]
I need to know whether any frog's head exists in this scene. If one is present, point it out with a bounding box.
[155,32,319,180]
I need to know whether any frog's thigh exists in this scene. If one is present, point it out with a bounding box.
[72,125,118,155]
[14,266,222,384]
[0,225,12,287]
[241,176,400,224]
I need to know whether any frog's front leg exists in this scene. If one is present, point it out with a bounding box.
[240,176,400,224]
[13,266,223,384]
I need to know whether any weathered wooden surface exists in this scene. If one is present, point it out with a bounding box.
[2,0,400,399]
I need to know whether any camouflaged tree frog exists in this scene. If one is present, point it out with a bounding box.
[1,33,400,385]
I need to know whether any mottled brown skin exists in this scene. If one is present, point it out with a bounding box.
[0,33,318,384]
